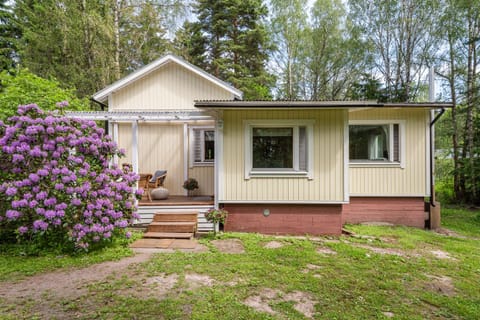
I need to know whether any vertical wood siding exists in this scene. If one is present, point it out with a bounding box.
[189,166,214,196]
[348,108,429,196]
[110,62,233,110]
[221,109,346,202]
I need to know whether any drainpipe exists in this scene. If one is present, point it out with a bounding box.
[90,97,109,134]
[429,107,446,208]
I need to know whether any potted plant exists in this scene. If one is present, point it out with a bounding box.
[183,178,199,196]
[204,208,228,235]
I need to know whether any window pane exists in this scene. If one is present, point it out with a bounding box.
[350,125,389,161]
[252,128,293,168]
[299,126,307,171]
[204,130,214,161]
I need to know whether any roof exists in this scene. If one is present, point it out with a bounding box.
[92,54,243,102]
[195,100,453,109]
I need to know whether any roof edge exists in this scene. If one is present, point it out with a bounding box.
[92,54,243,102]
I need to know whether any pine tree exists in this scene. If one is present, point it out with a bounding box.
[175,0,273,99]
[0,0,20,71]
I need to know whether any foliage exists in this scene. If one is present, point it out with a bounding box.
[175,0,274,99]
[204,208,228,227]
[0,69,90,120]
[0,0,20,71]
[0,104,142,252]
[182,178,199,191]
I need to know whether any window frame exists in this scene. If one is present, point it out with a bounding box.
[190,126,215,167]
[244,120,314,179]
[348,120,405,168]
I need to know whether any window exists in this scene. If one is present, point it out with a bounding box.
[191,127,214,166]
[349,120,404,167]
[245,120,314,179]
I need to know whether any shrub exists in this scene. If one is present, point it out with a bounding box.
[0,104,141,252]
[183,178,199,191]
[204,208,228,235]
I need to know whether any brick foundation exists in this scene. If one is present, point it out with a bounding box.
[223,204,343,235]
[342,197,426,228]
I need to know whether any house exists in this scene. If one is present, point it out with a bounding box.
[68,54,451,235]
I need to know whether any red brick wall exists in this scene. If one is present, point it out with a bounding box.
[223,204,343,235]
[342,197,426,228]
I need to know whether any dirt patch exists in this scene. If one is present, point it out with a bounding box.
[0,251,153,319]
[352,244,413,257]
[424,275,456,296]
[430,250,457,261]
[264,241,284,249]
[302,264,322,274]
[211,239,245,253]
[435,228,468,239]
[145,273,179,291]
[244,288,317,318]
[185,273,216,289]
[383,311,395,318]
[316,247,337,255]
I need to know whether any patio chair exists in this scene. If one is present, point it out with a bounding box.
[138,173,153,201]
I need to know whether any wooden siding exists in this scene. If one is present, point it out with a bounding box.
[189,166,214,196]
[110,62,233,110]
[221,109,346,202]
[342,197,426,228]
[224,204,342,235]
[348,109,429,196]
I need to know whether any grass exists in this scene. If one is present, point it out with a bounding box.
[0,230,142,282]
[1,208,479,319]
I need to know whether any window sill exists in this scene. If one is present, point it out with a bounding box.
[349,162,404,168]
[246,170,313,179]
[192,162,214,167]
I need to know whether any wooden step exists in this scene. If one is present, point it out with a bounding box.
[147,221,197,233]
[153,212,198,222]
[143,232,194,239]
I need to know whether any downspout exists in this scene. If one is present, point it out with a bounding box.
[90,97,109,134]
[429,108,446,207]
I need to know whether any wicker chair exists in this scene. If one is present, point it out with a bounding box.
[146,170,167,201]
[138,173,153,201]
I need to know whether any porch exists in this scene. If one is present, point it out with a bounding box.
[137,196,215,232]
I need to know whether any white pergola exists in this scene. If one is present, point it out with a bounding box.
[66,110,214,174]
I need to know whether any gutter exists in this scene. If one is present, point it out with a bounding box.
[429,108,446,207]
[90,97,109,134]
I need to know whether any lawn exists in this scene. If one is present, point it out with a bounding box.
[1,207,479,319]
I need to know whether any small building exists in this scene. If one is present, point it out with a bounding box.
[68,54,451,234]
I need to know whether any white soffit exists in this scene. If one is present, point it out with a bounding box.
[66,110,214,121]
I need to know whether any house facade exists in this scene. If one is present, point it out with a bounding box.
[68,54,451,235]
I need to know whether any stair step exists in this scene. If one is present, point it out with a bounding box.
[143,232,194,239]
[153,212,198,222]
[147,221,197,233]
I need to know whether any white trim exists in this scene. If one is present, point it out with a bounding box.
[183,123,189,196]
[244,120,315,180]
[215,119,224,209]
[426,110,431,196]
[66,110,213,122]
[348,119,406,168]
[92,54,243,102]
[131,121,139,174]
[343,110,350,202]
[219,200,348,204]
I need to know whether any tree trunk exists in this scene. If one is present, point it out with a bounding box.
[113,0,121,81]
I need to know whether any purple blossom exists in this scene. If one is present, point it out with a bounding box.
[6,186,17,196]
[33,220,48,231]
[44,197,57,206]
[55,183,64,190]
[36,191,48,200]
[18,226,28,234]
[29,173,40,183]
[6,210,21,220]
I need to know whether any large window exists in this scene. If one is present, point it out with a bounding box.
[245,120,314,179]
[191,127,214,166]
[349,121,404,167]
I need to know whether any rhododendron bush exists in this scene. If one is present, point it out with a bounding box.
[0,103,141,251]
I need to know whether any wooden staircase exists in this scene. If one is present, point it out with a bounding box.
[143,211,198,240]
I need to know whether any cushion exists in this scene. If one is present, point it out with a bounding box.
[150,187,169,200]
[149,170,167,183]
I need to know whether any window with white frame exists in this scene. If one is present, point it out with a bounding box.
[244,120,314,179]
[349,120,405,167]
[191,127,214,166]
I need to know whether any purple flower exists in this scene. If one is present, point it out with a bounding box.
[44,210,56,219]
[56,101,69,108]
[18,226,28,234]
[55,183,64,190]
[29,173,40,183]
[71,198,81,206]
[44,197,57,206]
[36,191,48,200]
[6,186,17,196]
[37,169,49,177]
[6,210,21,220]
[125,231,132,239]
[33,220,48,231]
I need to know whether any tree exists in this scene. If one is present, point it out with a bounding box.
[0,0,20,71]
[175,0,273,99]
[0,104,141,251]
[348,0,439,102]
[0,69,90,120]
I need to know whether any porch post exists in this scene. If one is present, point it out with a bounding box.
[215,118,224,209]
[183,123,189,196]
[113,122,119,165]
[132,120,139,174]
